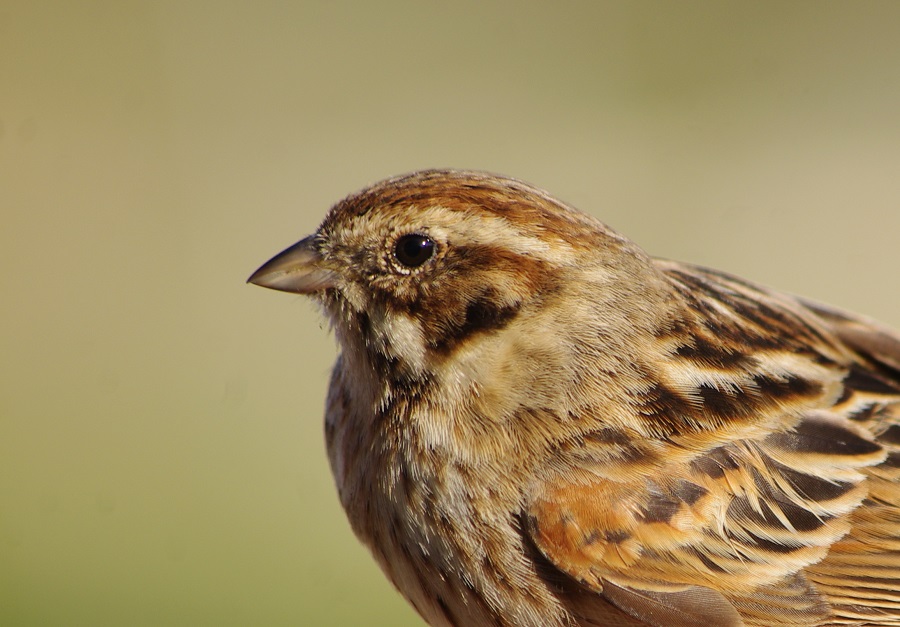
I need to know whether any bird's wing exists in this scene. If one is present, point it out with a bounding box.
[525,263,900,627]
[789,297,900,624]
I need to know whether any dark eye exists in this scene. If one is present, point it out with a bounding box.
[394,234,435,268]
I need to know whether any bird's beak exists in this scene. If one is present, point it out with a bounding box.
[247,235,337,294]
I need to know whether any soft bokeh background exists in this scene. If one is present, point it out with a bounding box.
[3,2,900,625]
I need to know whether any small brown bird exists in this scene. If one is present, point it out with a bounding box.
[249,170,900,627]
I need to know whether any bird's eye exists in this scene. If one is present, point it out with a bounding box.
[394,234,435,268]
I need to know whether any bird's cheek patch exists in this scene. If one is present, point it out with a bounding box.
[371,310,428,374]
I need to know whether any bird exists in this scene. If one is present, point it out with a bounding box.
[248,169,900,627]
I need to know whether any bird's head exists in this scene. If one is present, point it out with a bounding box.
[249,170,672,413]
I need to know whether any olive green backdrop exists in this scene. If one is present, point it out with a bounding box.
[3,2,900,625]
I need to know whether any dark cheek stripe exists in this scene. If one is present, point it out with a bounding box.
[430,297,523,354]
[463,298,522,337]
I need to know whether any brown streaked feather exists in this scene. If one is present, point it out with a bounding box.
[526,262,900,626]
[800,298,900,375]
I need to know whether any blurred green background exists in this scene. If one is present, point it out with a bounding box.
[3,2,900,625]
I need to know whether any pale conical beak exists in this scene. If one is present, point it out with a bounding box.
[247,235,337,294]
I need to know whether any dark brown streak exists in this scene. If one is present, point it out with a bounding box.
[639,491,682,525]
[673,337,751,371]
[411,245,556,357]
[690,446,741,479]
[741,530,802,554]
[582,427,634,447]
[766,417,882,457]
[666,268,840,363]
[847,403,880,422]
[691,268,837,345]
[728,495,827,533]
[777,499,831,532]
[373,376,432,432]
[634,382,697,432]
[672,480,708,506]
[751,373,822,401]
[604,529,632,544]
[697,382,760,422]
[429,296,522,354]
[879,424,900,446]
[770,461,857,503]
[667,269,732,303]
[692,548,727,573]
[844,363,900,395]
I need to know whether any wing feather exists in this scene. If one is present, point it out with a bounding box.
[526,262,900,626]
